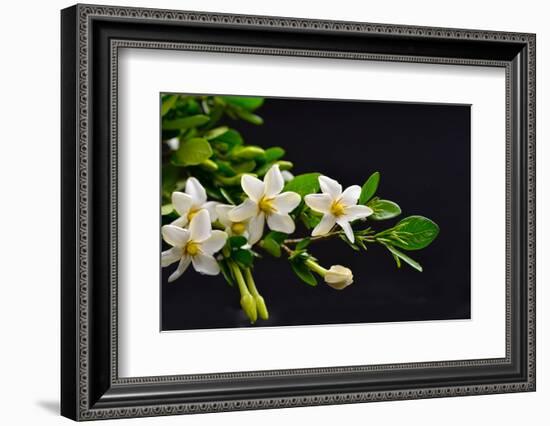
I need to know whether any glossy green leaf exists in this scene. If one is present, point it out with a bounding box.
[232,249,254,267]
[161,204,173,216]
[163,114,210,130]
[220,187,236,204]
[264,147,286,162]
[359,171,380,204]
[368,199,402,220]
[174,138,213,166]
[259,237,281,258]
[232,160,257,173]
[295,238,311,251]
[388,215,440,251]
[229,236,247,249]
[235,109,264,125]
[384,244,423,272]
[290,259,318,286]
[219,260,234,287]
[161,95,178,116]
[283,173,321,197]
[220,96,264,111]
[204,126,229,140]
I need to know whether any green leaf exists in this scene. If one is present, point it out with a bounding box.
[283,173,321,197]
[235,109,264,125]
[232,160,256,173]
[384,244,423,272]
[359,171,380,204]
[220,96,264,111]
[204,126,229,140]
[174,138,213,166]
[295,238,311,251]
[388,215,440,251]
[220,187,236,204]
[161,204,173,216]
[163,114,210,130]
[264,147,286,162]
[161,95,178,116]
[161,163,179,195]
[214,129,243,146]
[290,259,318,286]
[229,236,247,249]
[232,249,254,267]
[368,199,402,220]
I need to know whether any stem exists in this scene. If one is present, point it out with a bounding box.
[229,260,249,296]
[284,231,343,244]
[243,268,259,297]
[304,258,328,276]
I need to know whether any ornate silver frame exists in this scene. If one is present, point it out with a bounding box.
[61,4,535,421]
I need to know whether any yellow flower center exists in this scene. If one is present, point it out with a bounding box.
[231,222,247,235]
[186,241,201,256]
[187,207,200,222]
[330,200,346,217]
[258,196,275,214]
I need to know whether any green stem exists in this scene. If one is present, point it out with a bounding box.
[304,258,328,277]
[229,261,257,324]
[244,268,269,320]
[243,268,259,297]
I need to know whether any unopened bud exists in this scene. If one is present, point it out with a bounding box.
[324,265,354,290]
[240,294,258,323]
[254,295,269,320]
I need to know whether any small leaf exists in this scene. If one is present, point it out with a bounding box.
[228,236,247,249]
[204,126,228,140]
[368,199,402,220]
[161,204,173,215]
[232,249,254,267]
[388,215,440,251]
[235,109,264,125]
[213,129,243,147]
[384,244,423,272]
[174,138,213,166]
[295,238,311,251]
[161,95,178,116]
[283,173,321,197]
[232,160,257,173]
[290,259,318,286]
[163,114,210,130]
[220,187,236,205]
[359,171,380,204]
[264,147,286,162]
[220,96,264,111]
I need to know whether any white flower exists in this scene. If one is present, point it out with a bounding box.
[216,204,250,239]
[228,165,301,245]
[304,176,373,243]
[281,170,294,182]
[171,177,218,227]
[161,210,227,282]
[324,265,354,290]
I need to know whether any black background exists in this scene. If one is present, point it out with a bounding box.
[161,97,471,331]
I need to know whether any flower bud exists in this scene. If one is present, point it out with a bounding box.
[275,160,293,171]
[254,295,269,320]
[199,159,218,171]
[240,294,258,323]
[324,265,354,290]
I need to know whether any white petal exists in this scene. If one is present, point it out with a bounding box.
[281,170,294,182]
[228,199,258,222]
[340,185,362,206]
[337,219,355,243]
[168,255,191,282]
[304,193,333,214]
[170,216,188,228]
[161,247,182,267]
[185,177,207,205]
[343,205,373,221]
[247,212,265,245]
[189,210,212,242]
[319,175,342,198]
[272,191,301,214]
[267,213,295,234]
[200,230,228,254]
[264,165,284,197]
[192,253,220,275]
[202,201,219,222]
[312,214,336,236]
[172,192,193,217]
[215,204,233,227]
[241,174,265,202]
[161,225,190,247]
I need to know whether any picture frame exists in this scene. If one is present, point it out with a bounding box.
[61,3,536,421]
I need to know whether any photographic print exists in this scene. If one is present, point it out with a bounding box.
[160,94,470,330]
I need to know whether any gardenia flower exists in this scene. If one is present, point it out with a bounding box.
[324,265,354,290]
[304,175,373,243]
[229,165,301,244]
[171,177,219,227]
[216,204,250,238]
[161,210,227,282]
